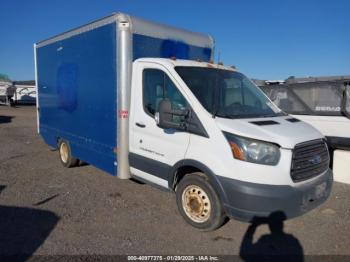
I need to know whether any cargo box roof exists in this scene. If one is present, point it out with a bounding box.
[36,12,214,50]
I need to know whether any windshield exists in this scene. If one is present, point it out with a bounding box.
[175,66,283,119]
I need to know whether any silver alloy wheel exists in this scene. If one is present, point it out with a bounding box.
[181,185,211,223]
[60,142,69,163]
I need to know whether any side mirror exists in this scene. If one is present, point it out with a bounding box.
[341,83,350,118]
[156,99,188,130]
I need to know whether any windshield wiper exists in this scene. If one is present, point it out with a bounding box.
[212,108,219,118]
[214,113,240,119]
[215,113,280,119]
[260,114,281,118]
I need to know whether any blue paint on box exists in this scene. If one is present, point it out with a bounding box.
[36,20,213,177]
[133,34,212,62]
[37,23,117,175]
[57,63,78,112]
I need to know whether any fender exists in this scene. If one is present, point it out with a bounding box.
[168,159,229,206]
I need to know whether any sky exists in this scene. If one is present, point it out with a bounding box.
[0,0,349,80]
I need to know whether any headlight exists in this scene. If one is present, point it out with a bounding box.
[223,132,281,165]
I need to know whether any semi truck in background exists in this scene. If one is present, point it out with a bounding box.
[259,76,350,184]
[35,13,333,230]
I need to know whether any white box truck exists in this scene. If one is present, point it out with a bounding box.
[35,13,333,230]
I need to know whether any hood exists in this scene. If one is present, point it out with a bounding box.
[215,116,324,149]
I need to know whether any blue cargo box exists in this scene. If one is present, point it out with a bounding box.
[34,13,214,176]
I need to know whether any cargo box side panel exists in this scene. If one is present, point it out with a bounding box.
[36,23,117,175]
[133,34,212,61]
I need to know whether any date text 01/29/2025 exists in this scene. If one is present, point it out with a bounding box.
[127,255,219,261]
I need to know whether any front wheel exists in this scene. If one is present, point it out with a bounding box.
[176,173,226,231]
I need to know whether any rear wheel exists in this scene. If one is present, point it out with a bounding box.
[58,140,78,168]
[176,173,226,231]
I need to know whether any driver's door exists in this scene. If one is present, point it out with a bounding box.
[129,61,190,188]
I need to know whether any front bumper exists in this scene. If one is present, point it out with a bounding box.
[218,168,333,222]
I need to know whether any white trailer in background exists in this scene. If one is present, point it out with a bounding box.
[13,81,36,105]
[0,80,16,106]
[259,76,350,184]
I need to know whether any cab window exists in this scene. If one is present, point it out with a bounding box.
[143,69,187,118]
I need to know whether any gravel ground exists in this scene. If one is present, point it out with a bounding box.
[0,106,350,257]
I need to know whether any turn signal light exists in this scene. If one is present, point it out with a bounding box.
[229,141,245,161]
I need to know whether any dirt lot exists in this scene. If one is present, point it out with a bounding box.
[0,106,350,257]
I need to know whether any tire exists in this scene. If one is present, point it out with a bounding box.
[58,140,78,168]
[176,172,226,231]
[78,160,88,166]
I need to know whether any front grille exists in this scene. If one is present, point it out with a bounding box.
[291,139,330,182]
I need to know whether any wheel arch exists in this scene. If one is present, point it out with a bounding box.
[169,159,229,205]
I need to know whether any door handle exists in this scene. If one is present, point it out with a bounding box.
[135,122,146,128]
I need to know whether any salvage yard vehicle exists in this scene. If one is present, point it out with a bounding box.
[35,13,333,230]
[0,80,16,106]
[13,80,36,105]
[260,76,350,184]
